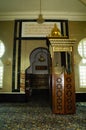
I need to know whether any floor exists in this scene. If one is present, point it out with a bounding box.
[0,95,86,130]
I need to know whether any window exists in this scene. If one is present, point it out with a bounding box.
[0,63,4,88]
[0,40,5,58]
[78,38,86,58]
[78,38,86,88]
[0,40,5,88]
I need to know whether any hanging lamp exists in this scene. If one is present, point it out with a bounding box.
[37,0,44,24]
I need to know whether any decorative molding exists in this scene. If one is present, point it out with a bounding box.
[0,11,86,21]
[48,38,76,52]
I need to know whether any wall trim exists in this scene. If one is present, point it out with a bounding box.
[0,92,86,102]
[0,11,86,21]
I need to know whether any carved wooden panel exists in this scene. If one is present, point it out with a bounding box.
[52,73,64,114]
[64,74,76,114]
[52,73,76,114]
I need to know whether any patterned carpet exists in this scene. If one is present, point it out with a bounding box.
[0,96,86,130]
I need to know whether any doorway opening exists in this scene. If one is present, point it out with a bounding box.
[25,47,51,105]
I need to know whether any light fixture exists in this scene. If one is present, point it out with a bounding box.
[38,48,45,62]
[37,0,44,24]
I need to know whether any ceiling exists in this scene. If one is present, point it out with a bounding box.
[0,0,86,21]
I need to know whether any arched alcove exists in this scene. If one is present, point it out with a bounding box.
[25,47,51,92]
[24,47,52,104]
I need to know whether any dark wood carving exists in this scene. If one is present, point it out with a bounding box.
[48,38,76,114]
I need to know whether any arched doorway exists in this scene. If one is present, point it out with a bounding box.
[25,47,51,104]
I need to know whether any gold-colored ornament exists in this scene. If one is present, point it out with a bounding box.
[50,23,61,37]
[38,54,45,62]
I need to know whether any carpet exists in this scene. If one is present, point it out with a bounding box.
[0,99,86,130]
